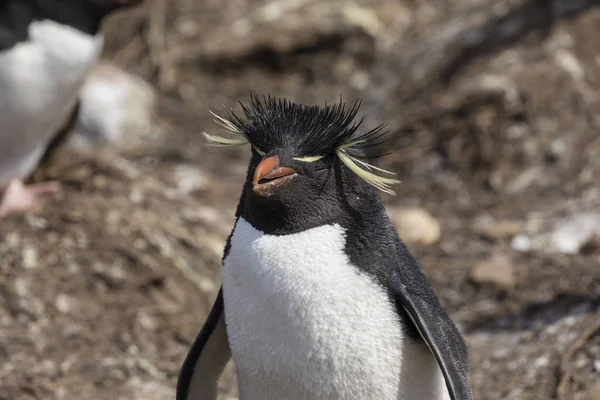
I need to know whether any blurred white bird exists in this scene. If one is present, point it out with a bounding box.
[0,0,143,218]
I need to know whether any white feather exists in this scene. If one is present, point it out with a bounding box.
[221,217,450,400]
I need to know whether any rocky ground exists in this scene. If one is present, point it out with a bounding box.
[1,0,600,399]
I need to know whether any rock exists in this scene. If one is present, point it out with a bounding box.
[22,246,38,269]
[14,277,29,297]
[472,215,522,240]
[548,213,600,254]
[5,232,20,247]
[137,311,158,331]
[555,49,585,81]
[511,233,532,252]
[55,293,75,314]
[470,254,516,289]
[511,213,600,254]
[172,165,210,196]
[461,74,523,114]
[388,207,441,245]
[71,62,157,146]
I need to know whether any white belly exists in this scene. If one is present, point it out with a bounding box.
[222,217,449,400]
[0,20,103,187]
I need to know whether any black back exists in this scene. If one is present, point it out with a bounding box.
[337,176,472,400]
[0,0,140,51]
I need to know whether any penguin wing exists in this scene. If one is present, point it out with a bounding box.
[176,287,231,400]
[38,100,80,168]
[389,248,473,400]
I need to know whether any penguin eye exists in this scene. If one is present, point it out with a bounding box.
[252,145,266,156]
[293,155,325,162]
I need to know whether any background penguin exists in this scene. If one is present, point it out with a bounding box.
[177,96,473,400]
[0,0,143,217]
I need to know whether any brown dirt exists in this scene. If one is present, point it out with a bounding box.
[2,1,600,399]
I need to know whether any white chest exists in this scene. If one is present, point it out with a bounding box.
[222,218,408,400]
[0,20,103,185]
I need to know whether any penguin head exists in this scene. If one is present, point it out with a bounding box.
[204,95,400,232]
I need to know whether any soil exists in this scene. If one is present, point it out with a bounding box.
[2,1,600,399]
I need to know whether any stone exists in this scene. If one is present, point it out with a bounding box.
[55,293,75,314]
[22,246,38,269]
[511,233,532,252]
[388,207,441,245]
[512,212,600,255]
[470,254,516,288]
[172,165,210,195]
[472,214,522,240]
[71,62,157,146]
[548,213,600,254]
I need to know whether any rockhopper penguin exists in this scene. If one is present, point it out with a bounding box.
[0,0,143,217]
[177,96,473,400]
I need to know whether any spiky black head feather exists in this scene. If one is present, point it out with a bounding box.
[204,95,401,234]
[226,95,385,159]
[206,95,399,193]
[213,95,386,161]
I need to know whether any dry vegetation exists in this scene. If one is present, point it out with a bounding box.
[2,0,600,399]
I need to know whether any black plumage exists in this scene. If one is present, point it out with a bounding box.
[220,94,387,160]
[178,96,473,400]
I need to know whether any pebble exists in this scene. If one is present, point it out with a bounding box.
[14,277,29,297]
[172,165,210,195]
[549,213,600,254]
[470,254,516,288]
[472,215,522,240]
[511,233,532,252]
[514,212,600,254]
[22,247,38,269]
[388,207,441,245]
[555,49,585,80]
[5,233,20,247]
[55,293,74,314]
[137,311,158,331]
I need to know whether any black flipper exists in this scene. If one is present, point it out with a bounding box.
[38,101,81,167]
[388,245,472,400]
[176,288,231,400]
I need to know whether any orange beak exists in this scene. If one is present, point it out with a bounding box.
[252,155,297,197]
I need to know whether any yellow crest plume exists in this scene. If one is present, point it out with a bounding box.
[202,111,248,146]
[202,105,401,195]
[336,149,401,195]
